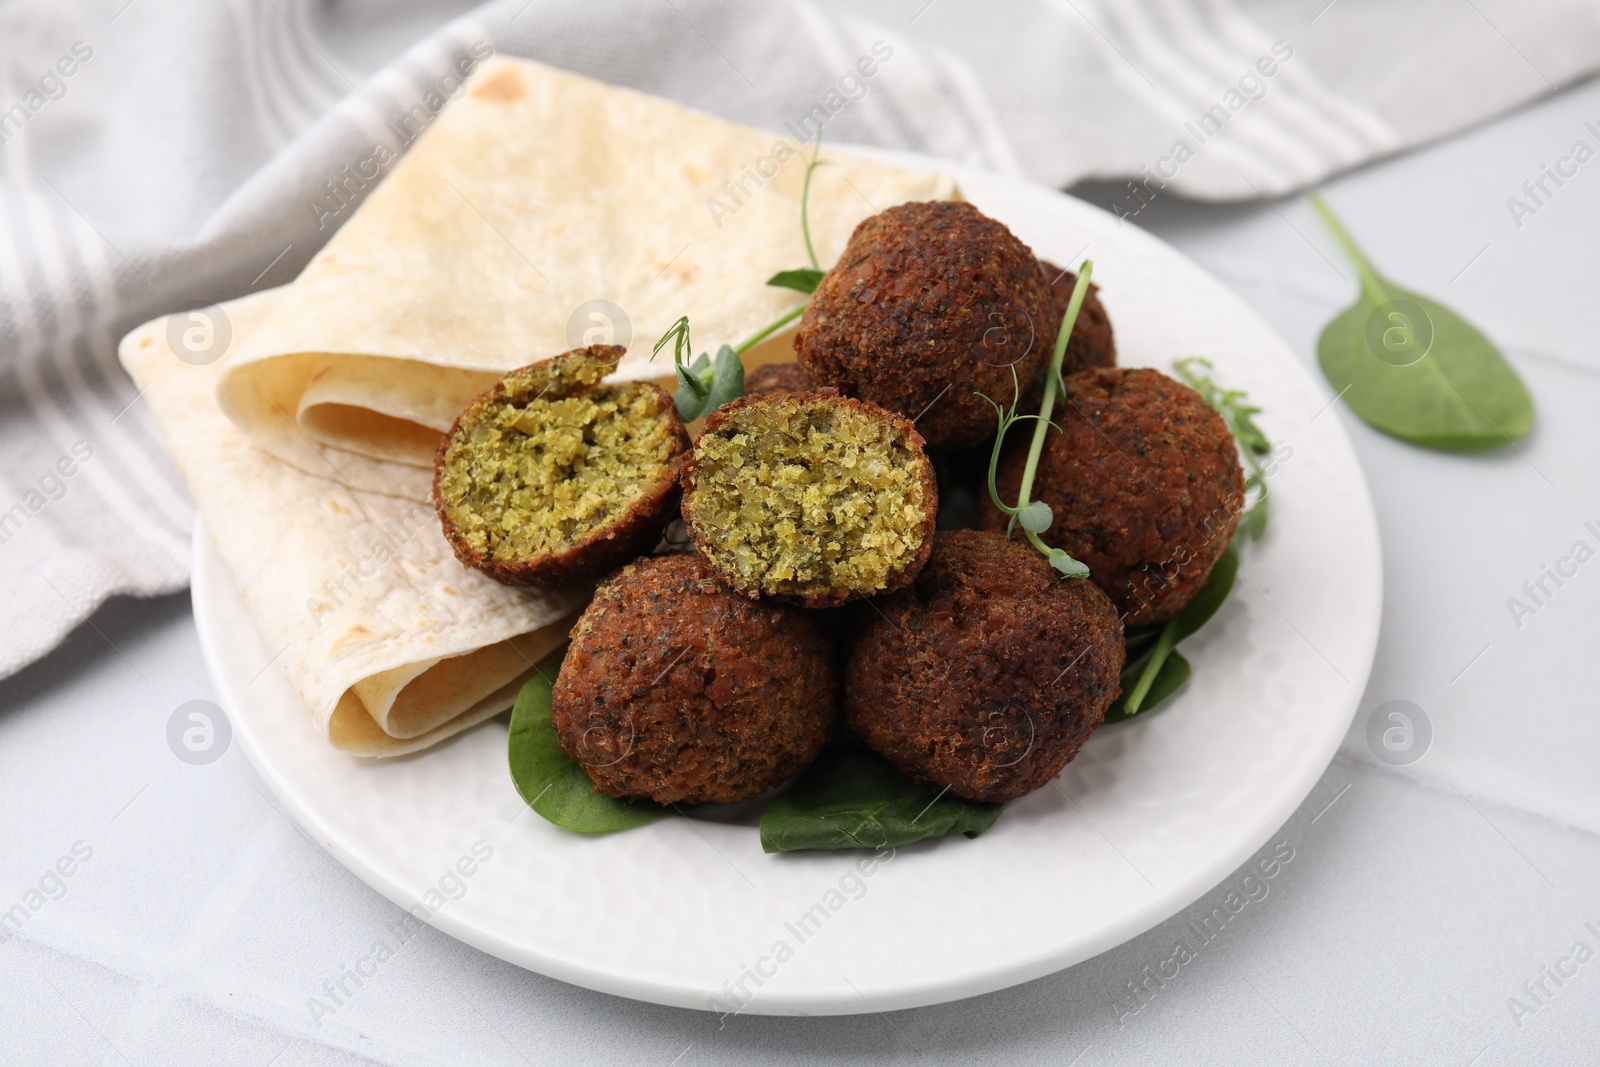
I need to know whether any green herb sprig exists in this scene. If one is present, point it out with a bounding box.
[651,316,744,422]
[648,131,832,421]
[983,261,1096,578]
[750,129,829,314]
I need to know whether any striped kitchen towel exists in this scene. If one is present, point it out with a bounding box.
[1,0,1595,679]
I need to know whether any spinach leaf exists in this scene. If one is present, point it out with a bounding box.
[506,648,671,834]
[1103,649,1190,725]
[766,268,824,294]
[759,746,1004,853]
[1311,195,1533,452]
[1108,540,1238,720]
[1169,538,1239,644]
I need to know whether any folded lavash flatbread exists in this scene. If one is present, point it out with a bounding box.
[121,288,583,756]
[214,56,957,500]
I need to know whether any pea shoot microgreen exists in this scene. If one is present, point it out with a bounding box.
[799,128,826,271]
[758,129,828,301]
[651,316,744,422]
[982,261,1096,579]
[650,130,832,421]
[766,269,824,295]
[732,303,807,354]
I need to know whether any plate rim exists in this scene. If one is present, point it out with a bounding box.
[191,148,1384,1016]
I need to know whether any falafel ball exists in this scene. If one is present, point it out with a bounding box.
[434,346,690,587]
[743,361,815,397]
[681,392,938,607]
[1037,259,1117,375]
[981,367,1245,627]
[845,530,1124,803]
[795,201,1056,450]
[551,553,835,805]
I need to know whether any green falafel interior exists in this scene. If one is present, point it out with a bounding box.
[684,395,936,605]
[434,347,688,585]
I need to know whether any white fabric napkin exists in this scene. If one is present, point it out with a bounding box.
[1,0,1595,679]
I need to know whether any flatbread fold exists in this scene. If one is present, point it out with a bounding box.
[122,61,958,755]
[214,56,957,498]
[121,289,583,756]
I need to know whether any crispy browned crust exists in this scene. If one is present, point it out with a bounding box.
[844,530,1124,803]
[794,201,1056,450]
[980,367,1245,627]
[551,553,836,805]
[680,391,939,608]
[1037,259,1117,376]
[432,346,692,588]
[742,361,815,397]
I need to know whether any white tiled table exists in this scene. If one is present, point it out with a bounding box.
[3,74,1599,1067]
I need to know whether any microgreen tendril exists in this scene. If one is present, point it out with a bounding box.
[651,129,834,420]
[744,127,830,349]
[733,303,807,355]
[800,127,826,271]
[652,315,703,396]
[982,261,1096,579]
[649,316,741,421]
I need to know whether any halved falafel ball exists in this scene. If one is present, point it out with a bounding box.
[981,367,1245,627]
[434,346,690,587]
[743,361,815,397]
[1037,259,1117,375]
[681,392,937,608]
[845,530,1124,803]
[795,201,1056,450]
[551,553,835,805]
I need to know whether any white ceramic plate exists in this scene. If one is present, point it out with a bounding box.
[192,153,1382,1016]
